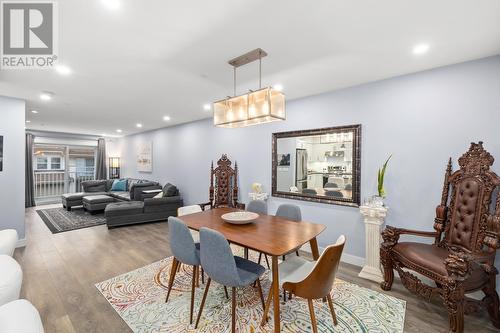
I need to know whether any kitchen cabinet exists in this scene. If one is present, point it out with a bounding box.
[344,145,352,162]
[307,173,324,189]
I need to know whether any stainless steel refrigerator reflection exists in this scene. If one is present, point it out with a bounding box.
[295,148,307,190]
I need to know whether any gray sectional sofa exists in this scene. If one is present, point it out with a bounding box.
[61,178,161,211]
[61,179,183,228]
[105,195,181,228]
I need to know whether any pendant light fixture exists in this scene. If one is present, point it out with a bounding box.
[213,48,286,128]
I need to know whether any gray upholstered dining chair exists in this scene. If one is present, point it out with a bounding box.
[247,200,270,268]
[276,204,302,260]
[276,204,302,222]
[325,190,343,198]
[246,200,267,215]
[165,217,202,324]
[302,188,317,195]
[324,182,339,189]
[195,228,266,333]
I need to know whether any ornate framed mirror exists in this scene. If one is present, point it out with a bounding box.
[272,125,361,207]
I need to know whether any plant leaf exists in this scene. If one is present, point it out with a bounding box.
[377,155,392,197]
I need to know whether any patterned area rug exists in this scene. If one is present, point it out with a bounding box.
[96,254,406,332]
[37,207,106,233]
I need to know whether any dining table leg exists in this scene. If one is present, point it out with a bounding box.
[271,255,280,332]
[309,237,320,260]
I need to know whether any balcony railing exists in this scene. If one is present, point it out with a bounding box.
[34,168,95,202]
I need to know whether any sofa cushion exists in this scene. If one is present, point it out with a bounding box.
[0,299,44,333]
[0,255,22,307]
[126,179,146,191]
[105,201,144,217]
[392,242,487,290]
[129,181,161,200]
[105,179,115,191]
[62,192,87,201]
[0,230,18,257]
[162,183,179,197]
[111,179,127,191]
[143,197,182,213]
[82,195,115,204]
[82,180,107,193]
[109,191,131,201]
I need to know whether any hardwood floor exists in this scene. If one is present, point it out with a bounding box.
[15,205,497,333]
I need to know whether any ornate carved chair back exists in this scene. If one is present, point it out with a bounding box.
[209,154,239,208]
[438,142,500,256]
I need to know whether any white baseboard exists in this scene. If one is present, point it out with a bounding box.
[341,252,365,267]
[16,238,26,248]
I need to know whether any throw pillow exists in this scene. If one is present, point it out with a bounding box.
[127,179,140,191]
[162,183,179,197]
[154,192,163,199]
[111,179,127,191]
[87,182,106,192]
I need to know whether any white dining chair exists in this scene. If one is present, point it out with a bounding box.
[177,205,202,242]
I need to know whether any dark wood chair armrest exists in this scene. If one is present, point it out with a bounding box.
[392,227,438,238]
[382,226,438,248]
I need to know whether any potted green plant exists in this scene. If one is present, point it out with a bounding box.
[373,155,392,207]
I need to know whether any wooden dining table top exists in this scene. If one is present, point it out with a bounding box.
[178,207,326,257]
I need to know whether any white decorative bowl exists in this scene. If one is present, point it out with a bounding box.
[221,211,259,225]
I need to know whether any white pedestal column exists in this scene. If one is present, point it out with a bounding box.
[358,205,388,283]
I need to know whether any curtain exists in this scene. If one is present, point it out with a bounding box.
[25,133,36,207]
[95,138,107,180]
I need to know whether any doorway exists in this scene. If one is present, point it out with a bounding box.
[33,144,96,205]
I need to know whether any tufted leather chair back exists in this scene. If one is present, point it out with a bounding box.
[447,178,483,251]
[443,142,500,253]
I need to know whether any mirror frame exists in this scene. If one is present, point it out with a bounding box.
[271,124,361,207]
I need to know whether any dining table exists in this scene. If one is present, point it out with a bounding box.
[178,207,326,332]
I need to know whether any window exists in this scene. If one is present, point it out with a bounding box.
[50,157,62,170]
[36,157,48,170]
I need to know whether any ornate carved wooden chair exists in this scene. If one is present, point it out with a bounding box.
[200,154,244,210]
[380,142,500,333]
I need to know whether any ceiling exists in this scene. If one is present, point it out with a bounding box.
[2,0,500,136]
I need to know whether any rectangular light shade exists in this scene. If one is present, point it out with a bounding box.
[213,87,285,128]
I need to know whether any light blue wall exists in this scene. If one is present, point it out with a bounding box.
[119,56,500,272]
[0,96,26,239]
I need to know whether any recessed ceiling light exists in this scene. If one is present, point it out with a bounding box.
[40,92,53,101]
[412,43,430,55]
[203,104,211,111]
[102,0,121,10]
[116,129,122,133]
[55,64,72,75]
[136,123,142,128]
[163,116,171,121]
[31,110,39,114]
[26,120,31,123]
[101,133,107,137]
[273,84,284,91]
